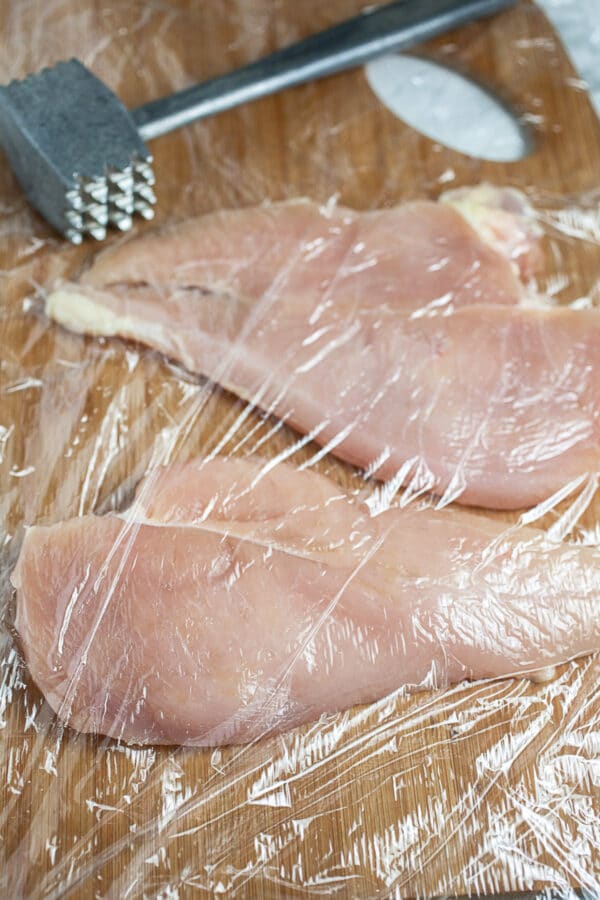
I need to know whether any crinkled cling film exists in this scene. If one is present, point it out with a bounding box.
[1,1,599,898]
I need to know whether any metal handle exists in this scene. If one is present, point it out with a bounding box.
[132,0,515,142]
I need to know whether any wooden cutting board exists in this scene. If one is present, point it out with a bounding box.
[1,1,599,897]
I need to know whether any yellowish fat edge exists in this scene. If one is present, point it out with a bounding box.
[45,287,123,337]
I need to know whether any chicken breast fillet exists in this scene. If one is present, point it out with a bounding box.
[45,188,597,511]
[12,458,600,746]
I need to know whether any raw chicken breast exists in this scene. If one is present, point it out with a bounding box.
[77,190,537,313]
[45,189,599,510]
[12,458,600,746]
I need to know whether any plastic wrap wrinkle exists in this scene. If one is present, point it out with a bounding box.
[1,0,600,898]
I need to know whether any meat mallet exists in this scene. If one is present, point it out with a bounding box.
[0,0,515,244]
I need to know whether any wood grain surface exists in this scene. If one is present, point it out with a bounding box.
[1,1,599,897]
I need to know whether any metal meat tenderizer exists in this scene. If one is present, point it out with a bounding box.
[0,0,514,244]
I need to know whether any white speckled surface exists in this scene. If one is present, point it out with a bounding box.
[366,1,600,158]
[538,0,600,114]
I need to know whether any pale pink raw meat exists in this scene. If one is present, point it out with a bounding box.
[12,458,600,746]
[77,191,535,313]
[441,183,544,280]
[45,189,599,510]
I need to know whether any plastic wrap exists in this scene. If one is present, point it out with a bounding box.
[1,1,599,897]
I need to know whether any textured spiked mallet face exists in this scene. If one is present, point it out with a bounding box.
[0,60,156,243]
[64,155,156,244]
